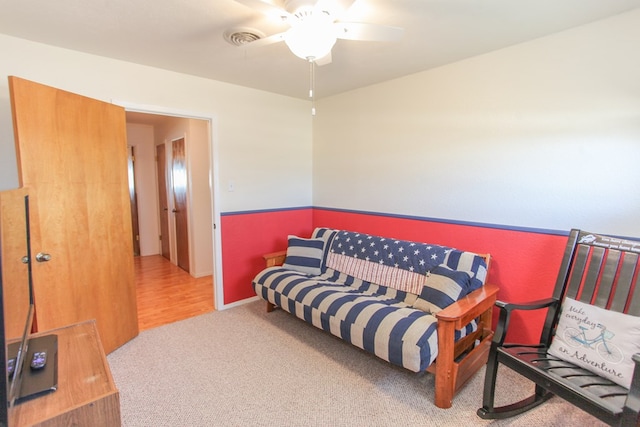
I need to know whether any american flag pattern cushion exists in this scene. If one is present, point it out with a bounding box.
[326,231,451,295]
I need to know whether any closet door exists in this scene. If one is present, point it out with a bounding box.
[171,137,190,273]
[8,76,138,353]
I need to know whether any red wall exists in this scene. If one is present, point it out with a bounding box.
[220,206,570,343]
[220,208,313,305]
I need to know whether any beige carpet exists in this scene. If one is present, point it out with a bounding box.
[107,300,606,426]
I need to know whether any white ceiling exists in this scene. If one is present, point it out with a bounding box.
[1,0,639,101]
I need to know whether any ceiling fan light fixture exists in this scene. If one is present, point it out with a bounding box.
[284,13,336,60]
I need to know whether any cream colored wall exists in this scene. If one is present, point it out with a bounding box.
[0,96,14,188]
[313,9,640,237]
[0,34,312,308]
[126,123,160,257]
[0,34,313,215]
[2,7,638,242]
[189,119,214,277]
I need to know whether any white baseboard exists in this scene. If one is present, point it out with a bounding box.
[217,295,260,311]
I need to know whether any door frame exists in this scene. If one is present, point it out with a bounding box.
[155,143,171,260]
[115,100,224,311]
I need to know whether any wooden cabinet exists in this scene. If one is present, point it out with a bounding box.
[9,321,121,427]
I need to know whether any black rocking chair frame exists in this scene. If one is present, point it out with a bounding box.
[477,229,640,426]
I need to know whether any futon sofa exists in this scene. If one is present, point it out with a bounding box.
[252,228,498,408]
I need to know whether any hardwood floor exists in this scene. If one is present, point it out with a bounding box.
[134,255,214,331]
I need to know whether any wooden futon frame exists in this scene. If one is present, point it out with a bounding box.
[263,250,499,408]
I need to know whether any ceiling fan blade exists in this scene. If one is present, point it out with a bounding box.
[243,31,286,48]
[334,22,404,42]
[234,0,292,20]
[314,51,332,66]
[314,0,356,16]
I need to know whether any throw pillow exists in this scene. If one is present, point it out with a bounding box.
[311,227,337,271]
[282,236,325,276]
[548,297,640,388]
[412,265,471,314]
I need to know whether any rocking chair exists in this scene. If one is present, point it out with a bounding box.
[477,229,640,426]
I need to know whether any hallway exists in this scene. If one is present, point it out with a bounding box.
[135,255,214,331]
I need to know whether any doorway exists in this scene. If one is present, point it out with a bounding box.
[124,109,218,317]
[135,255,213,331]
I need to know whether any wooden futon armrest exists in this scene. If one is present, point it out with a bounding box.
[431,283,499,409]
[436,283,500,328]
[263,250,287,267]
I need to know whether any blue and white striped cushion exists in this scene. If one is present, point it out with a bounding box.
[282,236,325,275]
[310,227,337,272]
[443,251,487,293]
[252,267,478,372]
[412,265,471,314]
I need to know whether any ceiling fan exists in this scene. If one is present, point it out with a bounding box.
[234,0,404,65]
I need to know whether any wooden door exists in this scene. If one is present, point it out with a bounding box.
[8,76,138,353]
[171,138,190,273]
[156,144,170,260]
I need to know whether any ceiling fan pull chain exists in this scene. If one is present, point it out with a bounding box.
[309,58,316,116]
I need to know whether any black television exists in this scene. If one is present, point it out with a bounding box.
[0,228,8,427]
[0,195,58,426]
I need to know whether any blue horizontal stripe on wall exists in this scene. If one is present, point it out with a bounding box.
[220,206,312,216]
[221,205,569,237]
[313,206,570,237]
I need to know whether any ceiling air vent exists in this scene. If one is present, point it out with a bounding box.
[224,28,265,46]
